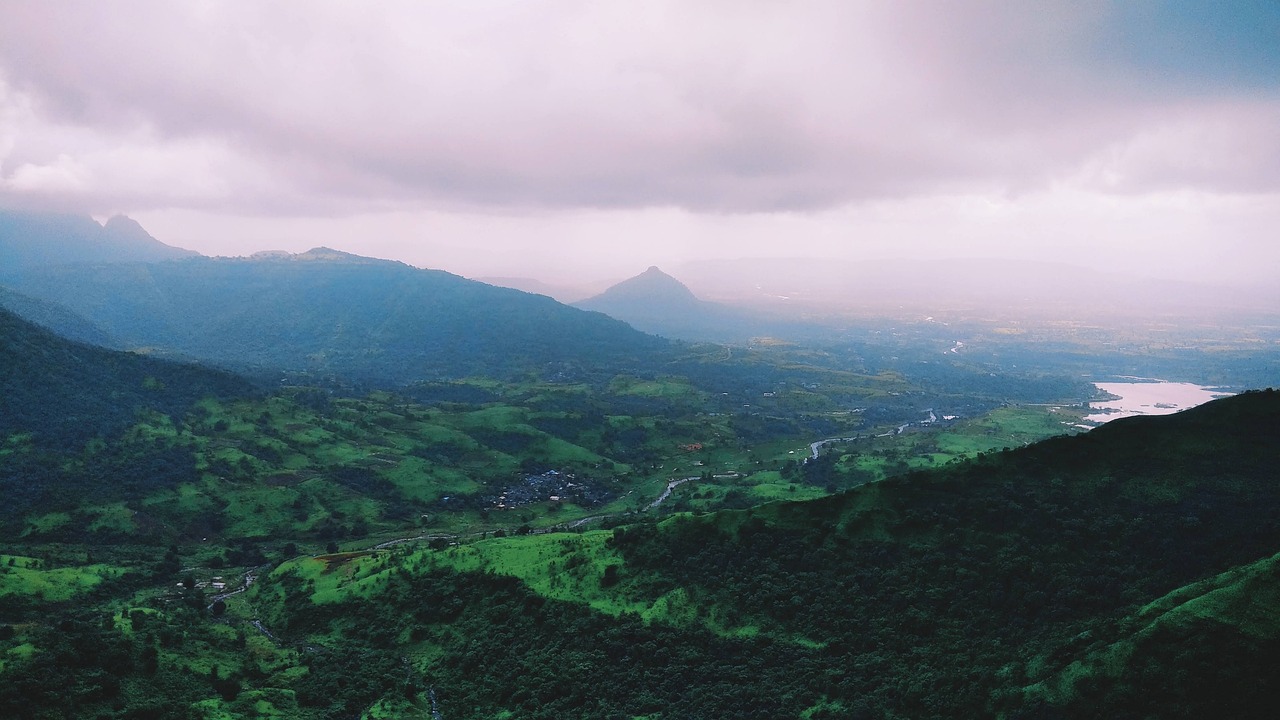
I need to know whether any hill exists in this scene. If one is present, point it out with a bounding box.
[575,265,783,342]
[0,390,1265,718]
[0,307,250,448]
[1024,548,1280,717]
[0,306,252,518]
[9,248,674,384]
[0,286,116,347]
[593,389,1280,717]
[0,209,196,282]
[282,389,1279,718]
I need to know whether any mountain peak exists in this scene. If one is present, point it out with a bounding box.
[102,214,147,236]
[101,214,198,257]
[590,266,699,304]
[574,266,720,339]
[294,247,379,263]
[1,209,195,280]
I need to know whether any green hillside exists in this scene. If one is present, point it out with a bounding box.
[0,306,249,448]
[1024,550,1280,718]
[0,308,253,518]
[1,297,1090,551]
[3,391,1274,718]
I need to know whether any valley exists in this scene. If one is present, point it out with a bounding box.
[4,389,1273,719]
[4,6,1280,716]
[1,213,1277,719]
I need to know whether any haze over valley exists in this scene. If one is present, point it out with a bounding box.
[1,3,1279,719]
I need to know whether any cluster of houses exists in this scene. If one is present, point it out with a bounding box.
[174,576,227,591]
[488,470,616,509]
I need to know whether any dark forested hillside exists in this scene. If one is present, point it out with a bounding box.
[602,389,1280,717]
[0,308,250,447]
[0,308,252,518]
[0,286,116,347]
[10,249,673,383]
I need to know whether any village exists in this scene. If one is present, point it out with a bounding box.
[486,470,617,510]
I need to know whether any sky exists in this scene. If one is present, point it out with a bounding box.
[1,0,1278,286]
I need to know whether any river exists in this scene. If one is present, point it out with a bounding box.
[1085,380,1233,424]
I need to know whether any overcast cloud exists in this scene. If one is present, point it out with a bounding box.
[1,1,1278,284]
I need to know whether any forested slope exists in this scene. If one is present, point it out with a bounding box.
[0,286,117,348]
[10,249,673,383]
[2,348,1274,718]
[0,307,250,448]
[236,390,1280,719]
[0,308,253,519]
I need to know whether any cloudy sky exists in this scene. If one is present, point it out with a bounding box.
[1,1,1278,285]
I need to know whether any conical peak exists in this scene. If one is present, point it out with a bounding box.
[592,266,699,304]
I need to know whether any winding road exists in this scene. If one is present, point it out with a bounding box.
[358,424,921,552]
[808,436,858,460]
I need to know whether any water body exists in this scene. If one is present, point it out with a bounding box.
[1085,381,1233,424]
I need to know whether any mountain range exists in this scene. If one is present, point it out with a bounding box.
[1,205,1278,718]
[6,242,673,384]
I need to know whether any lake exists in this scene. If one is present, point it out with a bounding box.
[1085,380,1234,424]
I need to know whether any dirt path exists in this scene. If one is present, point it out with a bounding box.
[645,477,697,510]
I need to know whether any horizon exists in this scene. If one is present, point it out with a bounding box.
[0,208,1264,318]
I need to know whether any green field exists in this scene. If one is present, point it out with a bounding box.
[827,405,1088,484]
[0,554,127,602]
